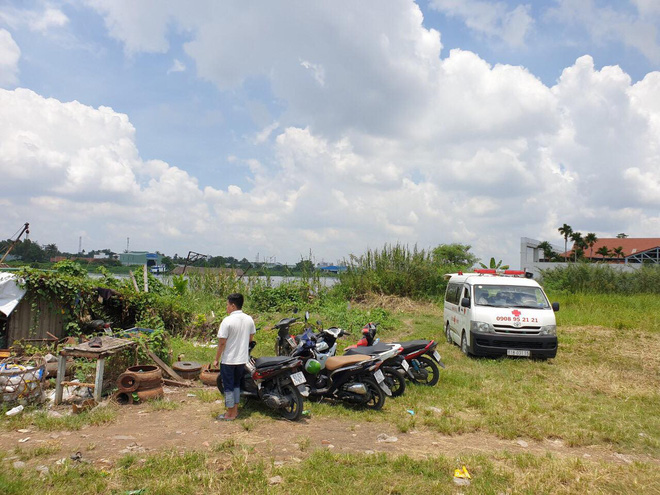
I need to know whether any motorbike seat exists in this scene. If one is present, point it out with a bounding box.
[254,356,298,369]
[344,342,395,356]
[393,340,429,353]
[324,355,369,371]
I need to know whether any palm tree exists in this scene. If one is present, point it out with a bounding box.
[569,231,583,262]
[584,233,598,260]
[596,245,611,260]
[558,224,573,261]
[537,241,555,261]
[613,246,625,262]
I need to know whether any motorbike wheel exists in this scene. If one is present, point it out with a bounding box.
[362,377,386,410]
[216,372,224,394]
[410,356,440,386]
[279,382,304,421]
[383,367,406,397]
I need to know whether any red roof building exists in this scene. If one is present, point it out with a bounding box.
[568,238,660,263]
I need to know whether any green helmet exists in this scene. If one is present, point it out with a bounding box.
[304,359,321,375]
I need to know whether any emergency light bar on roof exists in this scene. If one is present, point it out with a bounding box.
[444,269,533,279]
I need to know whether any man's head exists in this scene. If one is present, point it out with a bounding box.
[226,293,244,312]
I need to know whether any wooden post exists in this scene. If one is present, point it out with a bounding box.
[143,264,149,293]
[129,271,139,292]
[54,354,67,404]
[93,357,105,402]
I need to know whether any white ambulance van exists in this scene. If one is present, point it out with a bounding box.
[444,270,559,358]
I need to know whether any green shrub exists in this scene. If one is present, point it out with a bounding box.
[541,263,660,294]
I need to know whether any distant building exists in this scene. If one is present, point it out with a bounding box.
[119,251,162,267]
[567,238,660,264]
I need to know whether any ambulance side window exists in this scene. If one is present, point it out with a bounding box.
[445,283,460,305]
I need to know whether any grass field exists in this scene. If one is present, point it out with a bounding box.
[1,292,659,493]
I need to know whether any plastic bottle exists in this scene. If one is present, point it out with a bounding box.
[6,405,24,416]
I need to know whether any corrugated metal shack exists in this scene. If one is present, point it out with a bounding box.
[0,273,64,348]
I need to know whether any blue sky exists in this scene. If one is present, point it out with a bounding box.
[1,1,659,266]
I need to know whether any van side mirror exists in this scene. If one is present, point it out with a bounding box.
[552,302,559,312]
[461,297,471,308]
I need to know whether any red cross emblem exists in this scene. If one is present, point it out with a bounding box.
[512,310,521,317]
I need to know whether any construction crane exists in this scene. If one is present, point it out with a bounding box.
[182,251,210,274]
[0,222,30,265]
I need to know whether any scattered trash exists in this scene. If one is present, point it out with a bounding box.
[17,428,30,433]
[187,393,197,397]
[453,465,471,486]
[376,433,398,443]
[364,450,375,455]
[613,452,633,465]
[302,410,311,416]
[321,439,332,445]
[426,406,443,414]
[125,490,146,495]
[6,405,24,416]
[406,409,415,416]
[517,440,529,448]
[70,451,83,462]
[35,465,49,477]
[18,437,30,443]
[268,475,283,485]
[12,461,26,469]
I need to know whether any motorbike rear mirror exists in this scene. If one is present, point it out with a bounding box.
[305,311,310,321]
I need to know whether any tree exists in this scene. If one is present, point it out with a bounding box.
[536,241,555,261]
[479,257,510,270]
[616,233,628,239]
[295,259,314,273]
[596,246,611,259]
[432,243,479,268]
[584,233,598,260]
[44,243,59,261]
[569,231,583,262]
[613,246,625,261]
[558,224,573,261]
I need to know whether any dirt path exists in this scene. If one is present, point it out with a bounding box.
[2,386,656,470]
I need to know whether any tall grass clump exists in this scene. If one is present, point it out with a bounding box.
[541,263,660,294]
[337,243,450,300]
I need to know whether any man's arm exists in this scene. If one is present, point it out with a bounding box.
[213,337,227,368]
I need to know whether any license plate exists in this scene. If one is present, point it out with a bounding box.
[374,369,385,383]
[290,371,306,386]
[507,349,531,357]
[432,350,441,361]
[401,360,410,371]
[287,336,296,348]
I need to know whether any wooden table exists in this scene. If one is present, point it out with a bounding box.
[55,336,136,404]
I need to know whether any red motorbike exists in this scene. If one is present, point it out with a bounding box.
[345,323,445,386]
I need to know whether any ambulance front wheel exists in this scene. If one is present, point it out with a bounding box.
[461,332,470,356]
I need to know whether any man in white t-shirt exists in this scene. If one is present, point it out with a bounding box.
[212,293,256,421]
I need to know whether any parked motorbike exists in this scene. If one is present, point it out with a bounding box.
[343,339,407,397]
[291,331,390,410]
[216,341,306,421]
[346,322,445,386]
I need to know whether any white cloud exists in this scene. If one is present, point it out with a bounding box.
[4,1,660,264]
[167,59,186,74]
[546,0,660,64]
[0,29,20,87]
[429,0,534,47]
[0,6,68,33]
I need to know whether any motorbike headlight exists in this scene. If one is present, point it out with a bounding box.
[470,321,494,333]
[539,325,557,336]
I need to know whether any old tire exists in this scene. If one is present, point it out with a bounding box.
[362,377,386,410]
[410,356,440,386]
[127,365,162,390]
[117,372,139,393]
[172,361,202,380]
[112,391,134,405]
[383,367,406,397]
[136,387,164,401]
[200,365,220,387]
[279,383,304,421]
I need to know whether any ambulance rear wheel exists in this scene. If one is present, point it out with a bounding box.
[445,323,452,345]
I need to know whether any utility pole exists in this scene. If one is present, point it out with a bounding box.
[126,237,130,252]
[78,236,82,254]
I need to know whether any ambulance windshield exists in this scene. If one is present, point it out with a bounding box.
[473,285,550,309]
